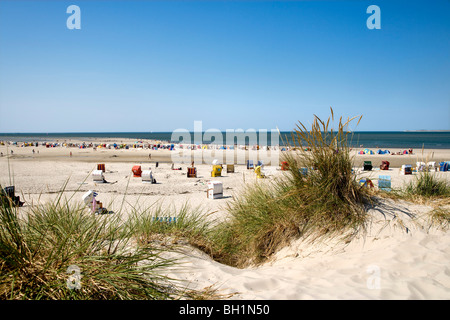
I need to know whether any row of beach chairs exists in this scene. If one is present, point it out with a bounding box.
[92,162,269,183]
[362,160,448,173]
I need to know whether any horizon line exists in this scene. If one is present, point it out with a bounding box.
[1,130,450,135]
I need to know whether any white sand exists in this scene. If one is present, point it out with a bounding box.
[1,142,449,300]
[167,199,450,299]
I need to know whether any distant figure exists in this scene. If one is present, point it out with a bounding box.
[70,152,72,157]
[408,148,413,154]
[10,150,13,155]
[149,153,151,159]
[32,149,35,154]
[156,162,159,168]
[0,152,3,157]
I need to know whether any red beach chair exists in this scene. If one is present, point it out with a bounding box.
[132,165,142,177]
[281,161,289,171]
[380,161,389,170]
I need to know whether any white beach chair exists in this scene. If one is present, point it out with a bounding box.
[92,170,106,183]
[142,170,156,183]
[416,162,426,172]
[82,190,97,207]
[207,181,223,199]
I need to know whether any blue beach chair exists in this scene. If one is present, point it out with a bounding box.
[299,167,308,176]
[378,175,391,192]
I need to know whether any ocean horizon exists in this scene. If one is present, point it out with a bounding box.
[1,131,449,149]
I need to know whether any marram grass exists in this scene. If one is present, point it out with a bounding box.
[205,109,374,268]
[0,190,194,300]
[405,171,450,198]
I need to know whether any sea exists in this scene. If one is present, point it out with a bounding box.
[0,131,449,149]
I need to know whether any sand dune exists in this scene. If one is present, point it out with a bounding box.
[164,199,449,300]
[1,142,449,300]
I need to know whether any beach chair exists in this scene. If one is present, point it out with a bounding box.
[401,165,412,175]
[416,162,426,172]
[299,167,308,176]
[1,186,24,207]
[187,167,197,178]
[82,190,97,206]
[132,165,142,177]
[82,190,102,213]
[152,216,177,224]
[211,165,222,177]
[359,178,374,188]
[427,161,436,172]
[247,160,254,169]
[380,160,390,170]
[142,170,156,184]
[207,181,223,199]
[97,163,105,172]
[363,161,373,171]
[378,175,391,192]
[81,190,108,214]
[281,161,289,171]
[254,165,265,179]
[227,164,235,173]
[92,170,106,183]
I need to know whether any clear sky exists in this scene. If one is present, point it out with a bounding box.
[0,0,449,133]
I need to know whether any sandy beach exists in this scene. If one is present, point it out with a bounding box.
[1,140,449,300]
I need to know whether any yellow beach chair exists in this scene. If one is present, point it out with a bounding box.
[254,165,265,179]
[211,165,222,177]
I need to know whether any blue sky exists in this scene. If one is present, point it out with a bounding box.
[0,0,449,132]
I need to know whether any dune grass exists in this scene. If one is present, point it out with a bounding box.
[405,171,450,198]
[127,200,214,251]
[427,207,450,230]
[205,109,373,268]
[0,189,193,300]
